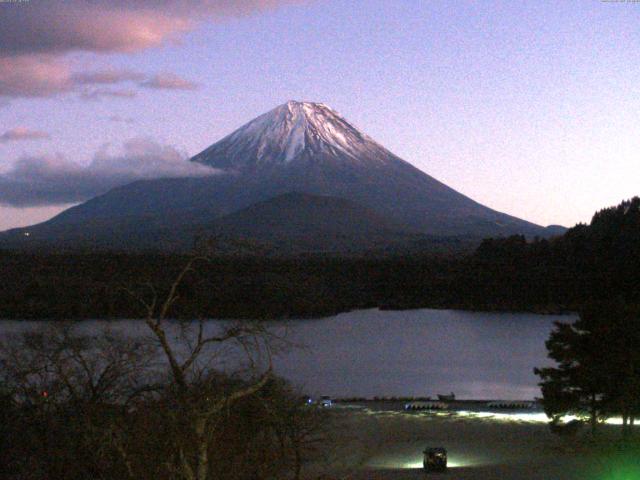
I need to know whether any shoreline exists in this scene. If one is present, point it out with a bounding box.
[0,304,578,322]
[307,405,637,480]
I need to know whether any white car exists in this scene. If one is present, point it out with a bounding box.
[320,396,332,407]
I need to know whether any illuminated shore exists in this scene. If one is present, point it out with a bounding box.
[302,405,638,480]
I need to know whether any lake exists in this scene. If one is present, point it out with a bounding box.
[0,309,574,400]
[270,309,572,400]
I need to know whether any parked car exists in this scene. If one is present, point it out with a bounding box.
[320,396,332,407]
[423,447,447,472]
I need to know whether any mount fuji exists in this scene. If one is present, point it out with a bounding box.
[0,101,561,253]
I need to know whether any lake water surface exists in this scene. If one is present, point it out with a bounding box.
[0,309,574,400]
[270,309,573,400]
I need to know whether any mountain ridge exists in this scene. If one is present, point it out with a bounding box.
[0,101,564,251]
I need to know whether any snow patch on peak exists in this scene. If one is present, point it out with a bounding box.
[192,101,395,170]
[285,100,327,110]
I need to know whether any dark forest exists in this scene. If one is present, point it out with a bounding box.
[2,197,638,321]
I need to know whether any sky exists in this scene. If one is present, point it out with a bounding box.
[1,0,639,231]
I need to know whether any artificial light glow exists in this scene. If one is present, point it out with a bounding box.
[367,408,630,474]
[402,459,468,469]
[596,457,640,480]
[448,410,625,425]
[395,454,476,469]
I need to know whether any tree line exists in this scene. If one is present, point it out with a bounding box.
[1,199,639,320]
[533,197,640,439]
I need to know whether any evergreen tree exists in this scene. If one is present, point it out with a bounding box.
[536,301,640,437]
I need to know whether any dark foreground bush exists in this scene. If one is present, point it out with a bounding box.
[0,322,324,480]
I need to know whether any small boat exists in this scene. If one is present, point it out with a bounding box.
[404,401,447,411]
[437,392,455,402]
[486,400,536,409]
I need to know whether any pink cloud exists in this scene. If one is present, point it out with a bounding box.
[0,1,302,57]
[140,73,200,90]
[0,4,190,56]
[0,57,146,98]
[79,89,138,101]
[0,127,50,143]
[0,56,74,98]
[0,57,196,99]
[0,1,302,99]
[71,70,146,85]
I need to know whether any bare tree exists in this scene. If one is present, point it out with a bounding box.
[0,255,324,480]
[124,256,280,480]
[0,323,157,480]
[1,322,155,405]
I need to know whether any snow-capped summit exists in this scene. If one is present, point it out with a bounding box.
[191,100,395,170]
[2,101,555,251]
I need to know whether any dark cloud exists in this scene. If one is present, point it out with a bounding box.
[0,1,301,57]
[0,138,219,207]
[0,4,190,57]
[0,1,301,99]
[0,127,50,142]
[140,73,200,90]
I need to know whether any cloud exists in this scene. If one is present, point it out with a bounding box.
[0,138,219,207]
[0,4,190,57]
[71,70,146,85]
[0,1,301,99]
[0,58,196,99]
[79,89,138,101]
[0,1,301,57]
[140,73,200,90]
[0,58,143,98]
[0,127,50,143]
[0,55,75,98]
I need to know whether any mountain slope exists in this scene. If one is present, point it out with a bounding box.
[190,101,548,237]
[206,192,421,254]
[0,101,560,251]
